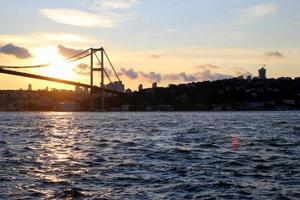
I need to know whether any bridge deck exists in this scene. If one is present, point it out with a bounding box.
[0,68,121,94]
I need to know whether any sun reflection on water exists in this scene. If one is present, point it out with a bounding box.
[31,113,89,198]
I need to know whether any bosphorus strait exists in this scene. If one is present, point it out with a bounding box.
[0,112,299,199]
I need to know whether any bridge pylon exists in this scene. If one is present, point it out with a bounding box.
[90,47,105,111]
[0,46,123,112]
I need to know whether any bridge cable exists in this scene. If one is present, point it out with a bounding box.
[103,49,121,82]
[0,63,50,69]
[64,48,91,62]
[66,52,91,63]
[0,48,91,69]
[94,52,117,90]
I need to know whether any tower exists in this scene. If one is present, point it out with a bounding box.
[90,47,105,111]
[152,82,157,88]
[28,84,32,91]
[138,84,143,92]
[258,67,267,79]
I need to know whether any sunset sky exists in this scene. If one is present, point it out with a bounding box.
[0,0,299,90]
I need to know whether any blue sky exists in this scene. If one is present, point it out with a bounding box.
[0,0,299,89]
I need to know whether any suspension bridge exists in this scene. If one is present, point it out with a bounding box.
[0,47,124,111]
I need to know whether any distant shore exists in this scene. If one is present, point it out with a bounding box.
[1,77,299,111]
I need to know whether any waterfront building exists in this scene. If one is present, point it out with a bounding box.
[75,85,82,93]
[59,102,80,111]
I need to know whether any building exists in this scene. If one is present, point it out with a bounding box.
[236,75,244,80]
[125,88,132,93]
[75,85,83,93]
[258,67,267,79]
[247,75,252,81]
[59,102,80,111]
[138,84,143,92]
[75,85,79,92]
[121,104,134,111]
[152,82,158,88]
[28,84,32,91]
[277,77,292,81]
[84,87,89,94]
[106,81,125,93]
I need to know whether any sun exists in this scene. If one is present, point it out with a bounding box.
[33,46,77,80]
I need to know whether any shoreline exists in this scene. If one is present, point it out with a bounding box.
[0,109,299,112]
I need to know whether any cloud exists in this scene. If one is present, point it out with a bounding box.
[0,33,99,47]
[160,28,179,36]
[139,69,231,83]
[0,43,32,59]
[119,67,138,79]
[196,69,233,81]
[150,54,160,59]
[165,73,197,82]
[117,68,161,82]
[40,8,121,28]
[73,63,90,75]
[196,64,221,69]
[57,45,83,58]
[40,1,138,28]
[238,72,252,77]
[74,64,115,77]
[117,67,231,83]
[264,51,284,58]
[99,0,139,10]
[36,33,94,43]
[244,3,277,18]
[140,71,162,82]
[240,3,277,23]
[178,72,197,82]
[120,69,197,82]
[235,70,252,77]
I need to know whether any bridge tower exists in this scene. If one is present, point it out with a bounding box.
[0,46,123,112]
[90,47,105,111]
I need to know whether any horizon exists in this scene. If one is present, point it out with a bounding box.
[1,72,298,92]
[0,0,300,90]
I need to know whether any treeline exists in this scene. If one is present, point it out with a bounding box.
[106,78,300,111]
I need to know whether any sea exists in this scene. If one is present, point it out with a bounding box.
[0,112,299,199]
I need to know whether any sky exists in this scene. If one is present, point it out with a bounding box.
[0,0,299,90]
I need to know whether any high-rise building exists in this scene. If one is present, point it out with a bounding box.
[75,85,81,93]
[28,84,32,91]
[106,81,125,93]
[152,82,157,88]
[138,84,143,92]
[258,67,267,79]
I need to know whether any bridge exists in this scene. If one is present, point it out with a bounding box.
[0,47,124,111]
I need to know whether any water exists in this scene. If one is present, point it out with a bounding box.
[0,112,299,199]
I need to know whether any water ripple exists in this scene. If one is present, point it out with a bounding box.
[0,111,299,199]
